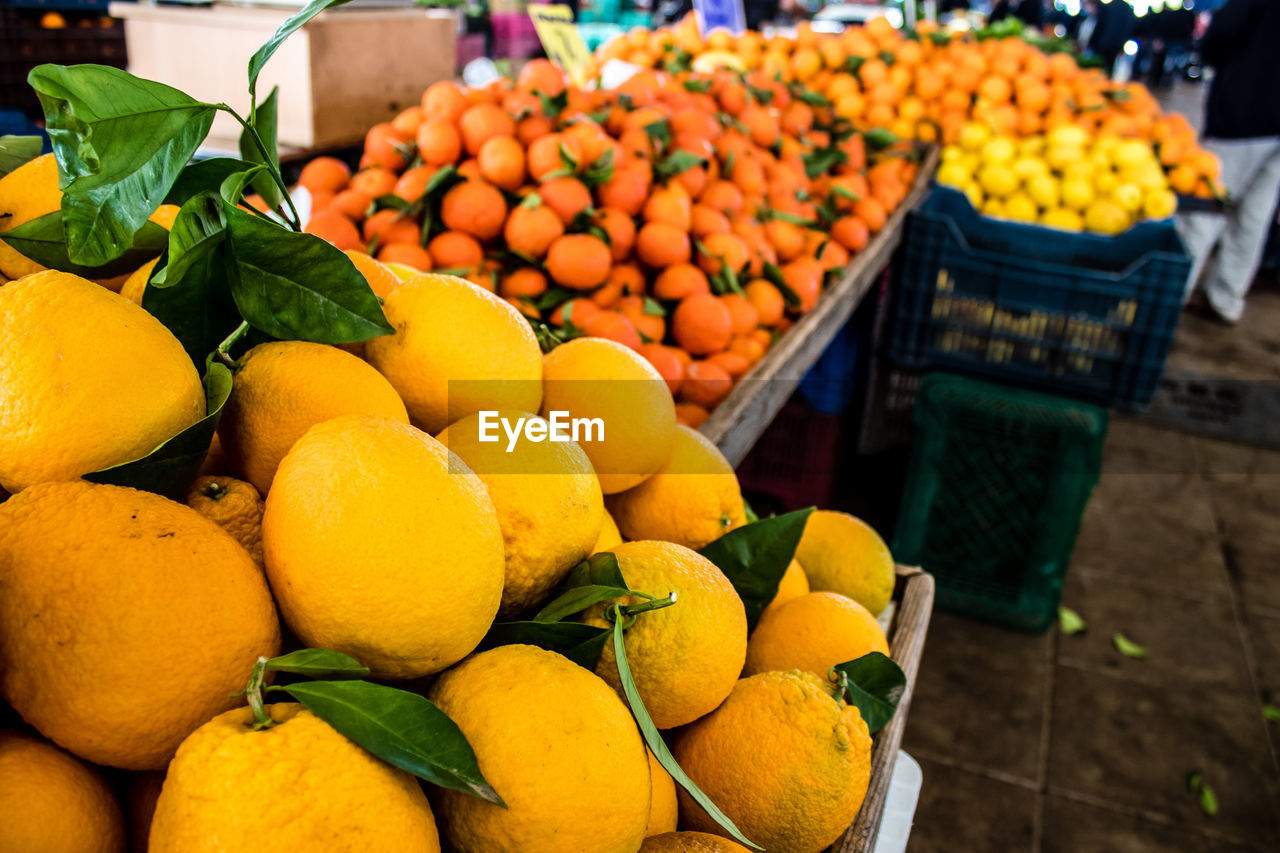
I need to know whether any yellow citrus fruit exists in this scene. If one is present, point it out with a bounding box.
[0,271,205,493]
[119,256,158,305]
[264,415,503,678]
[0,730,126,853]
[763,558,809,614]
[981,196,1004,218]
[0,154,60,280]
[794,510,895,616]
[365,273,543,434]
[582,540,747,729]
[186,475,265,567]
[0,480,281,769]
[1026,174,1060,209]
[605,425,746,550]
[1048,125,1088,149]
[540,337,677,494]
[1084,200,1130,235]
[1003,192,1039,223]
[977,164,1017,198]
[961,182,984,209]
[1011,156,1048,181]
[645,749,678,838]
[428,645,650,853]
[641,832,752,852]
[1060,176,1095,211]
[673,670,872,853]
[1041,208,1084,232]
[1044,145,1083,172]
[1111,182,1143,214]
[593,508,625,554]
[345,249,402,299]
[980,137,1015,165]
[218,340,409,494]
[149,704,440,852]
[438,410,604,616]
[1112,139,1153,169]
[744,591,889,678]
[957,123,990,151]
[935,161,969,188]
[1143,188,1177,220]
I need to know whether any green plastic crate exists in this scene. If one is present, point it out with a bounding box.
[892,373,1108,632]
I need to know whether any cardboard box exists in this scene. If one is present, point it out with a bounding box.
[109,2,458,150]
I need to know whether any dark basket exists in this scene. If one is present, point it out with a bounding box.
[0,6,128,117]
[736,397,847,513]
[888,186,1190,411]
[892,373,1108,632]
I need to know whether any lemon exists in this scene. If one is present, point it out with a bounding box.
[1084,200,1130,235]
[936,162,970,188]
[1003,193,1039,223]
[1048,125,1088,149]
[1093,170,1120,197]
[1011,157,1048,181]
[962,182,984,210]
[1061,177,1095,211]
[1113,139,1154,169]
[1143,188,1178,220]
[980,137,1016,165]
[941,146,965,163]
[1062,160,1095,181]
[1026,174,1060,209]
[1045,146,1084,173]
[958,122,990,152]
[1041,208,1084,232]
[1018,136,1046,157]
[981,197,1005,218]
[978,165,1018,198]
[1111,182,1143,214]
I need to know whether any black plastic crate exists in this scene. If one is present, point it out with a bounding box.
[889,186,1190,412]
[0,6,128,117]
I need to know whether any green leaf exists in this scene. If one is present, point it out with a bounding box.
[763,260,801,307]
[165,157,258,207]
[221,204,392,343]
[794,89,831,108]
[743,498,759,524]
[247,0,356,100]
[770,209,817,227]
[1185,769,1203,793]
[0,135,42,177]
[642,296,666,316]
[863,128,898,151]
[699,508,814,628]
[1112,633,1148,659]
[265,648,370,679]
[682,77,713,93]
[656,150,706,181]
[479,620,611,670]
[583,148,615,188]
[803,148,848,179]
[282,680,504,805]
[143,246,242,367]
[373,193,410,212]
[746,84,774,105]
[537,90,569,119]
[84,362,232,498]
[0,211,168,278]
[533,553,631,623]
[643,120,672,148]
[1263,705,1280,723]
[831,652,906,734]
[1058,606,1087,636]
[152,190,227,288]
[610,608,761,850]
[1199,783,1218,816]
[831,185,861,202]
[219,166,266,208]
[239,85,284,211]
[29,64,216,266]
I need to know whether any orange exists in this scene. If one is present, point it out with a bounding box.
[598,166,651,216]
[540,337,677,494]
[700,180,745,217]
[653,263,711,300]
[781,257,823,313]
[674,402,710,428]
[366,273,543,433]
[597,206,637,261]
[680,360,734,410]
[0,480,281,769]
[416,120,463,166]
[672,292,733,356]
[298,156,350,194]
[691,204,732,237]
[641,832,751,852]
[329,188,374,220]
[636,222,693,268]
[719,293,759,336]
[539,176,594,224]
[392,165,436,203]
[546,234,612,290]
[218,340,409,494]
[499,268,548,300]
[605,425,746,550]
[363,123,408,171]
[744,590,889,679]
[304,209,362,250]
[794,510,895,616]
[579,311,643,350]
[362,208,420,246]
[441,180,507,241]
[744,279,785,326]
[696,232,749,277]
[186,474,265,567]
[349,166,398,198]
[504,202,565,258]
[428,230,485,271]
[581,541,747,729]
[528,133,580,182]
[458,103,517,155]
[478,135,527,191]
[831,216,870,252]
[516,57,567,97]
[378,242,433,270]
[637,343,685,395]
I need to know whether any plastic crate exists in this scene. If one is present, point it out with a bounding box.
[736,397,847,513]
[798,316,862,415]
[888,186,1190,412]
[0,7,127,117]
[892,373,1107,632]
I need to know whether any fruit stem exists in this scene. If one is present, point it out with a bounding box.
[215,321,251,368]
[619,591,678,618]
[243,656,275,730]
[214,104,302,231]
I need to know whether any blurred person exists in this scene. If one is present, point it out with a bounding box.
[1080,0,1137,76]
[990,0,1046,29]
[1177,0,1280,324]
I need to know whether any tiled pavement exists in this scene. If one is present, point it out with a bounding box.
[901,291,1280,852]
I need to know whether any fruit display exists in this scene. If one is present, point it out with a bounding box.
[597,16,1220,198]
[297,57,919,424]
[935,123,1179,234]
[0,12,920,848]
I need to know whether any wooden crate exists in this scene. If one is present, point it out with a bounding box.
[833,565,934,853]
[108,2,458,150]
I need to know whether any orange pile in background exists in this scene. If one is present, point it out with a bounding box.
[598,15,1220,198]
[299,59,918,426]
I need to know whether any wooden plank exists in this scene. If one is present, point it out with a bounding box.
[835,564,936,853]
[701,147,940,466]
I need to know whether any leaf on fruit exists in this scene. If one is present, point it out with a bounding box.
[0,211,168,278]
[265,648,370,679]
[283,680,504,805]
[0,134,42,177]
[166,157,259,207]
[610,608,761,850]
[29,63,216,266]
[478,620,611,670]
[84,362,232,499]
[221,203,392,343]
[831,652,906,734]
[699,507,814,629]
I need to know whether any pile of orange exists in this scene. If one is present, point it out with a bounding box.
[599,16,1220,198]
[299,59,917,426]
